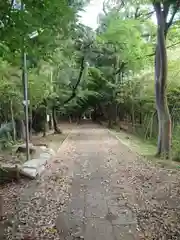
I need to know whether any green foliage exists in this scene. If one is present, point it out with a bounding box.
[0,0,93,144]
[98,17,150,69]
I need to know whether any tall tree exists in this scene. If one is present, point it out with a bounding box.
[153,0,180,158]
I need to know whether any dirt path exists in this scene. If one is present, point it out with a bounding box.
[2,123,180,239]
[56,124,138,240]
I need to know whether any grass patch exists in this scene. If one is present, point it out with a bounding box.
[111,128,156,156]
[105,123,180,170]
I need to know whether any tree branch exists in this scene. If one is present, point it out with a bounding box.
[163,2,170,21]
[0,0,14,24]
[134,7,140,19]
[145,40,180,58]
[114,62,126,75]
[103,0,108,15]
[138,10,155,20]
[63,56,85,105]
[166,3,180,32]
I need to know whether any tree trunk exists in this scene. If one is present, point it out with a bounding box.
[154,3,171,159]
[139,102,142,125]
[48,114,53,130]
[77,113,81,124]
[29,106,33,140]
[108,118,112,128]
[116,104,119,123]
[0,195,4,220]
[42,121,47,137]
[43,101,47,137]
[92,106,97,121]
[15,119,25,139]
[107,103,113,128]
[29,115,32,140]
[52,106,62,134]
[10,100,16,142]
[131,100,135,132]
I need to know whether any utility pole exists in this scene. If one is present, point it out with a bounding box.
[21,0,30,161]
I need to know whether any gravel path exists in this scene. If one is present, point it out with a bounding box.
[2,123,180,239]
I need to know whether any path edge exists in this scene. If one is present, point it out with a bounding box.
[107,128,139,155]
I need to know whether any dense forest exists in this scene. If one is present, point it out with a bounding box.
[0,0,180,160]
